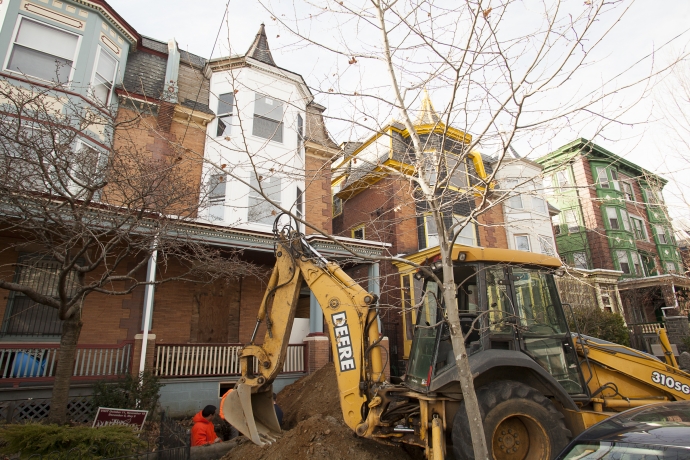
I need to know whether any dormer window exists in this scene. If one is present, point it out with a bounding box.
[91,47,118,105]
[216,92,234,137]
[6,17,79,84]
[253,94,283,142]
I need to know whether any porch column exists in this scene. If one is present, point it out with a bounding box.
[309,292,323,334]
[368,262,382,331]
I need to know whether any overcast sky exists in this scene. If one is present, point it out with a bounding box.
[109,0,690,216]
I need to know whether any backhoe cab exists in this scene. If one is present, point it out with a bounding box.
[224,234,690,460]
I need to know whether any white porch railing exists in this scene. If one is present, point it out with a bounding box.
[153,343,307,378]
[0,342,132,379]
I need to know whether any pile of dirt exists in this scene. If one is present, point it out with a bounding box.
[221,362,417,460]
[221,414,413,460]
[275,362,343,429]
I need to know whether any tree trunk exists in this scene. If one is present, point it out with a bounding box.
[436,212,489,459]
[47,313,83,424]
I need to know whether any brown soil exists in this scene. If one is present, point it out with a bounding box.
[221,414,412,460]
[221,362,416,460]
[276,362,343,429]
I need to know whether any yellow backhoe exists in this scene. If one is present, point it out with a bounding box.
[223,230,690,460]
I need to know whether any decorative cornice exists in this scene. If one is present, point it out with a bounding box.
[71,0,138,45]
[172,105,214,127]
[207,56,313,106]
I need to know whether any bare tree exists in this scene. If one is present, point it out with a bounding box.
[0,78,261,424]
[193,1,690,458]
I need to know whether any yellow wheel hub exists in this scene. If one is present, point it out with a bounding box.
[491,414,548,460]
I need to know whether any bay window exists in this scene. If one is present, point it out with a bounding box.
[91,47,118,105]
[253,93,283,142]
[6,17,79,83]
[216,92,234,137]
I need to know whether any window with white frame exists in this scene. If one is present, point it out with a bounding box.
[297,113,304,153]
[423,215,439,248]
[621,181,635,201]
[253,93,283,142]
[572,252,588,269]
[447,155,468,188]
[552,215,561,235]
[6,17,79,84]
[620,208,631,232]
[555,170,570,188]
[630,215,647,240]
[69,140,103,196]
[542,174,554,196]
[538,235,555,255]
[91,47,118,105]
[610,168,620,190]
[615,250,631,274]
[332,181,343,217]
[515,235,531,252]
[207,174,226,221]
[532,197,547,214]
[248,174,282,225]
[504,180,523,210]
[420,214,475,249]
[665,261,677,274]
[564,209,580,233]
[216,92,234,137]
[631,251,644,276]
[605,207,620,230]
[655,225,668,244]
[451,215,476,246]
[596,166,609,189]
[296,187,303,223]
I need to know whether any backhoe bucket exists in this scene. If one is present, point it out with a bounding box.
[221,383,281,446]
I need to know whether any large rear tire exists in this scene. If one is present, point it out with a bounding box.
[452,380,571,460]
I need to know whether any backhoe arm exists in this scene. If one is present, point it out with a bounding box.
[222,234,384,445]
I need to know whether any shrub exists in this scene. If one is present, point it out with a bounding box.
[92,371,162,416]
[568,306,630,346]
[0,424,145,458]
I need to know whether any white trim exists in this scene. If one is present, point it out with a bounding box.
[629,214,648,241]
[514,234,531,252]
[90,45,118,105]
[4,15,82,86]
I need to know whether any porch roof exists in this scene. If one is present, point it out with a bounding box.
[617,274,690,291]
[176,220,389,260]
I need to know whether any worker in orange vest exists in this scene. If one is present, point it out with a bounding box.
[191,405,221,446]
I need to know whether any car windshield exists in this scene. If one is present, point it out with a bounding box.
[562,442,690,459]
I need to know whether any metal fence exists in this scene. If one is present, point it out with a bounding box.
[0,342,132,381]
[154,343,307,377]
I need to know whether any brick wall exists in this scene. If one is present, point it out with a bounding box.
[111,104,206,211]
[304,151,333,235]
[623,174,661,270]
[571,156,614,270]
[476,197,508,249]
[238,273,271,344]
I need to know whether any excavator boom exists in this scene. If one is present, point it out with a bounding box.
[222,233,383,445]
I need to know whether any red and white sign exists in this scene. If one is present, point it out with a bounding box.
[92,407,148,430]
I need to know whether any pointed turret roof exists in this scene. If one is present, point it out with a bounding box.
[415,89,441,125]
[246,24,276,66]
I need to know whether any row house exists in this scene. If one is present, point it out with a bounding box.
[331,94,515,372]
[0,0,383,420]
[537,139,689,349]
[489,144,559,256]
